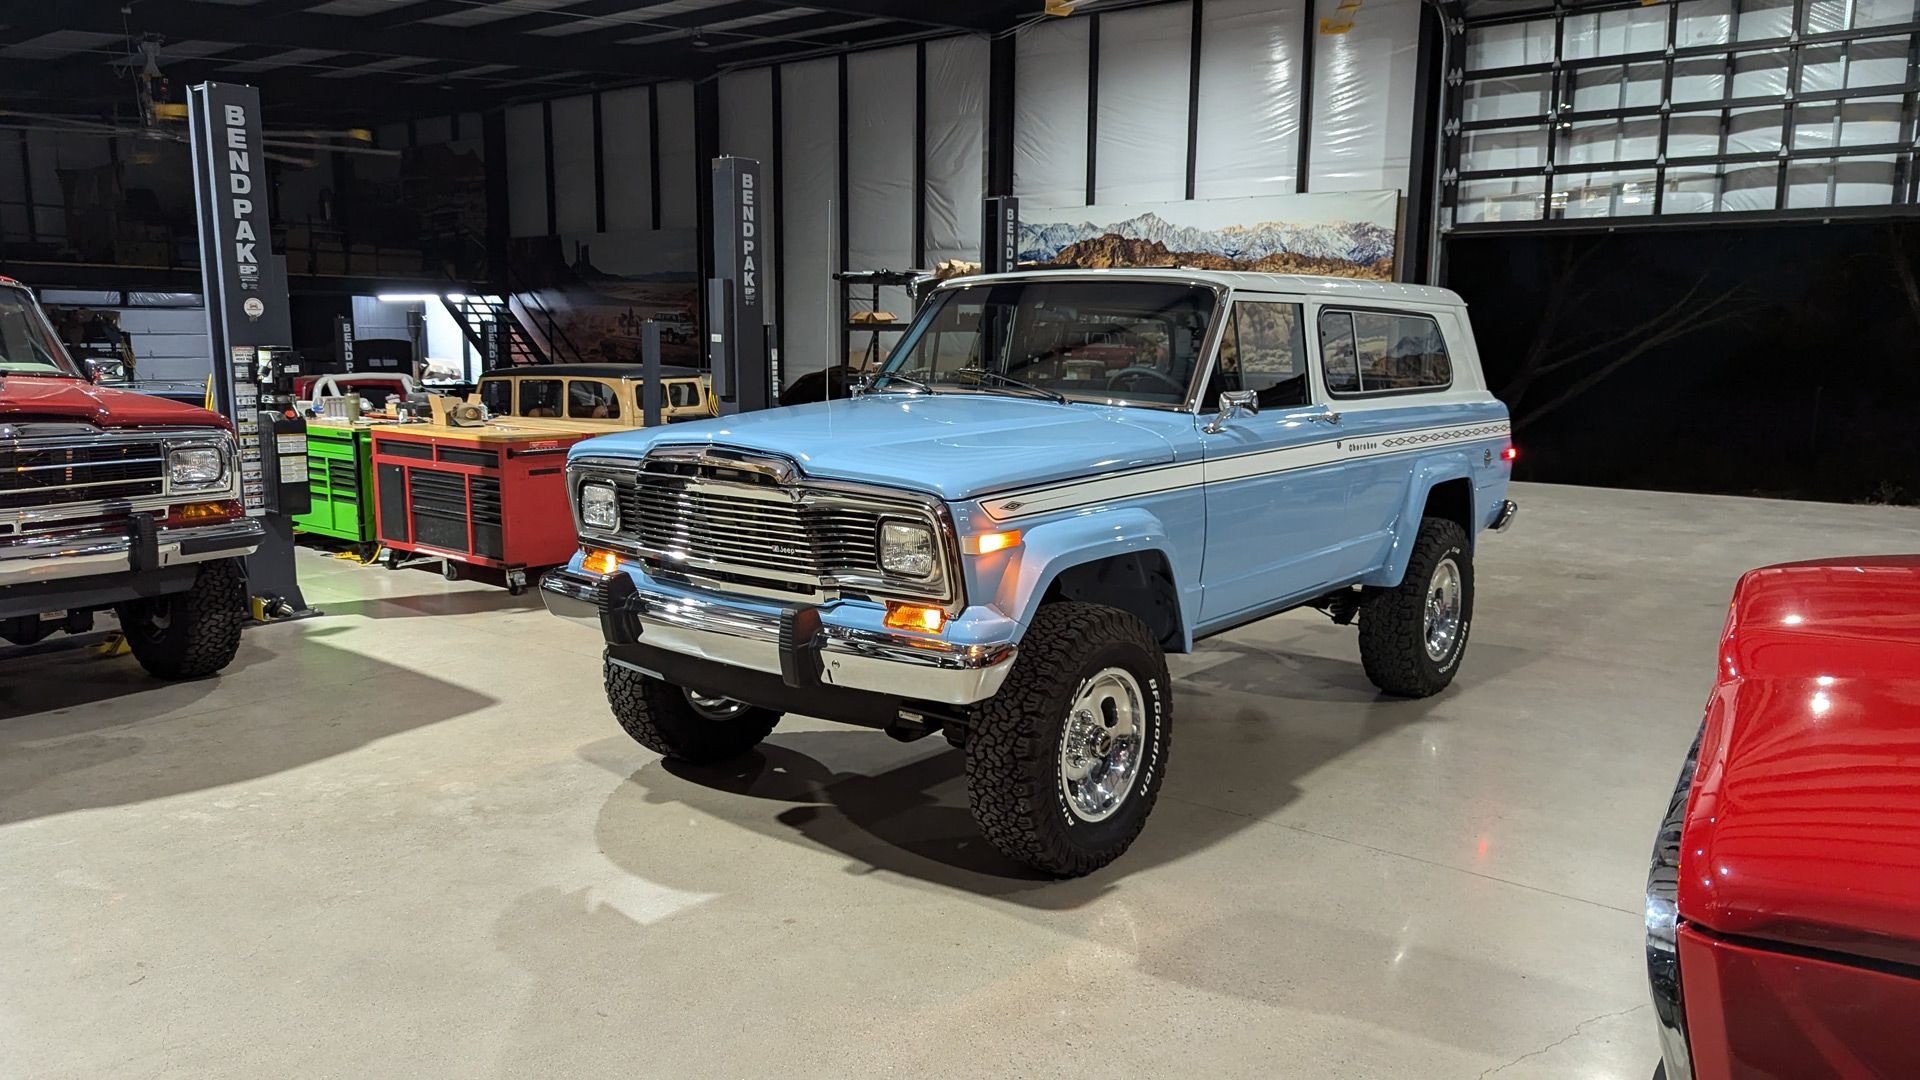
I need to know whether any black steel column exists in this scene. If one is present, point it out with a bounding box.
[185,81,306,611]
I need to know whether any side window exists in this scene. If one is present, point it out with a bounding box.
[1354,311,1452,390]
[666,381,700,408]
[1209,302,1309,409]
[520,379,563,417]
[568,379,620,419]
[1232,302,1308,408]
[479,379,513,416]
[1318,311,1361,394]
[1318,309,1451,394]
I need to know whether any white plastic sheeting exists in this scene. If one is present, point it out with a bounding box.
[655,81,697,229]
[719,67,776,314]
[550,95,597,235]
[601,86,654,232]
[780,59,840,378]
[504,102,547,237]
[1095,3,1193,204]
[1309,0,1422,193]
[1014,18,1091,206]
[847,47,919,336]
[923,35,988,266]
[1195,0,1305,198]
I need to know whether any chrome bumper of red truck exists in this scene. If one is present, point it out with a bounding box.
[0,518,263,590]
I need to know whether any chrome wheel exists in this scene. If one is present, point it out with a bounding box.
[1424,556,1463,662]
[684,689,748,721]
[1057,666,1146,823]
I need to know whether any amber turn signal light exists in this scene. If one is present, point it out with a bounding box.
[581,548,621,575]
[166,500,240,525]
[884,602,947,634]
[962,529,1022,555]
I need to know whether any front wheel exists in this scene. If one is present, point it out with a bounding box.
[603,654,781,764]
[116,558,248,680]
[1358,516,1474,697]
[965,602,1172,877]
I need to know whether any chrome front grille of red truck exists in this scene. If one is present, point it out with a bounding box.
[0,440,167,508]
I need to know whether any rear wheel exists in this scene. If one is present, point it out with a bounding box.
[964,602,1172,877]
[1358,516,1474,697]
[603,654,781,763]
[117,558,248,680]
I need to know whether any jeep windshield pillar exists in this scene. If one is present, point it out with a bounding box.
[0,276,261,678]
[543,269,1516,877]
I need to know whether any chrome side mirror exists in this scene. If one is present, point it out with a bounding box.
[1204,389,1259,434]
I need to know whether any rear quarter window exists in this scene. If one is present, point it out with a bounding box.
[1317,309,1452,395]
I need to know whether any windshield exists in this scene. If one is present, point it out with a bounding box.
[876,280,1217,407]
[0,287,81,377]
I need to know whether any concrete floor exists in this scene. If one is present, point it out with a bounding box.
[4,482,1917,1079]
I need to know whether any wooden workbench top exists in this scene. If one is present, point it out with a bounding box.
[367,417,624,444]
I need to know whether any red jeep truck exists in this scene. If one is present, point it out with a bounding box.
[0,276,261,678]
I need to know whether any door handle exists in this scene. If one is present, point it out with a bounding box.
[1288,410,1341,425]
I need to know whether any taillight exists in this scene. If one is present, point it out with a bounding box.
[1500,445,1519,463]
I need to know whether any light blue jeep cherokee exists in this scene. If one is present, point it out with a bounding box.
[542,269,1516,876]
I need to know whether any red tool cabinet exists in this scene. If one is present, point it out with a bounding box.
[370,424,591,592]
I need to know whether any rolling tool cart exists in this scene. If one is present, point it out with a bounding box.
[293,420,376,551]
[369,421,593,594]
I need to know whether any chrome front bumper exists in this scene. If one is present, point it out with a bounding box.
[542,567,1017,706]
[0,518,264,589]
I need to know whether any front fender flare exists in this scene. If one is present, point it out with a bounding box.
[980,508,1191,651]
[1362,453,1478,589]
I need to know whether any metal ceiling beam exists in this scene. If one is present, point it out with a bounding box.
[745,0,1005,32]
[7,0,707,78]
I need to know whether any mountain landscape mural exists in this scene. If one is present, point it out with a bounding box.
[1019,193,1400,280]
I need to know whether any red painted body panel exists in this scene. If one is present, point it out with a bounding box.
[1678,926,1920,1079]
[1681,556,1920,966]
[0,376,228,429]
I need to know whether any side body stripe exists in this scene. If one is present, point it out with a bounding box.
[978,419,1511,522]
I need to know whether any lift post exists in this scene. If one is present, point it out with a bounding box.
[708,155,773,413]
[185,81,313,616]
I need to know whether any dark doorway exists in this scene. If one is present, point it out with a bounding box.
[1446,220,1920,506]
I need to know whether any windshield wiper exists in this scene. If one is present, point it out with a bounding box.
[960,368,1066,404]
[868,370,935,395]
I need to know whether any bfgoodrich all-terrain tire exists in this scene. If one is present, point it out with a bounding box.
[117,557,248,680]
[603,654,781,764]
[965,602,1172,877]
[1359,516,1474,698]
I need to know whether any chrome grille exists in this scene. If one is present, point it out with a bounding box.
[618,478,886,580]
[575,448,949,602]
[0,440,166,509]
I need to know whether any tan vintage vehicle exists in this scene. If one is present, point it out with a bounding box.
[475,364,717,428]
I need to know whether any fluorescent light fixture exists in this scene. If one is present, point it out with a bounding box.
[375,293,440,303]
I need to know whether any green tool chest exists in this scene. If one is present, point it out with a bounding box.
[293,424,374,543]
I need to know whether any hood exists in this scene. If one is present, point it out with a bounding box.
[571,394,1189,501]
[1681,556,1920,966]
[0,376,230,429]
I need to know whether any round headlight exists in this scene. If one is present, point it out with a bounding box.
[168,446,226,489]
[580,482,620,531]
[878,520,936,579]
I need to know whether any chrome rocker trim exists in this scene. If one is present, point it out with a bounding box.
[542,567,1017,706]
[1646,724,1704,1080]
[0,519,263,589]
